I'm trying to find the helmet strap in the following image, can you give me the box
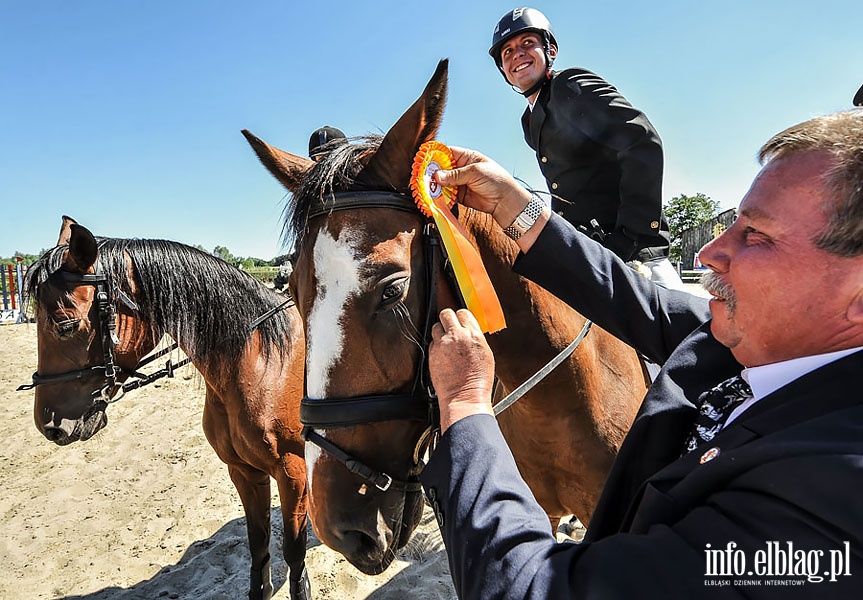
[519,70,550,98]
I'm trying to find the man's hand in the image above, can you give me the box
[429,308,496,433]
[434,147,534,230]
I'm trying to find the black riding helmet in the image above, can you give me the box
[308,126,346,160]
[489,7,557,97]
[854,83,863,107]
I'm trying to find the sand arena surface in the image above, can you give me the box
[0,323,455,600]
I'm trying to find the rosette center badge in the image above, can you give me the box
[410,141,457,217]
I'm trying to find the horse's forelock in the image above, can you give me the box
[23,243,90,312]
[286,135,390,250]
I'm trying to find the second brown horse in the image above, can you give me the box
[24,217,309,600]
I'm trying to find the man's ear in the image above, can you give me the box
[846,286,863,324]
[845,265,863,324]
[548,44,558,59]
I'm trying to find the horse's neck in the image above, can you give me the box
[117,264,193,377]
[114,296,160,372]
[458,209,588,384]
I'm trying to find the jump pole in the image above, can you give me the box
[0,267,7,311]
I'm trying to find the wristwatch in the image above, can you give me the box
[503,194,545,240]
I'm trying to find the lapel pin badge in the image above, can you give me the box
[700,447,721,464]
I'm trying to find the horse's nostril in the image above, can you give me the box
[43,426,67,443]
[342,529,388,558]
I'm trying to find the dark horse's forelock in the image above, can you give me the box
[286,134,399,250]
[25,238,293,368]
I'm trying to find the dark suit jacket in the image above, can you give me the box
[523,68,670,261]
[420,214,863,598]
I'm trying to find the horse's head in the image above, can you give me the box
[243,60,453,573]
[25,217,152,446]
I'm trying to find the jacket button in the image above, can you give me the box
[556,210,564,216]
[700,447,721,464]
[551,182,558,190]
[650,220,660,229]
[541,156,548,163]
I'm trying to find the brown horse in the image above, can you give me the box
[22,217,310,600]
[242,60,647,575]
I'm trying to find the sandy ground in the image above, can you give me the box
[0,323,456,600]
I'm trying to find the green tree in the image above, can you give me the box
[1,250,47,267]
[664,192,721,263]
[212,245,238,265]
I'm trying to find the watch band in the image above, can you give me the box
[503,194,545,240]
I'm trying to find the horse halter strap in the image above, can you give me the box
[23,271,122,393]
[300,191,442,493]
[18,269,191,400]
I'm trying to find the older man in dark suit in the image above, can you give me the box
[420,109,863,598]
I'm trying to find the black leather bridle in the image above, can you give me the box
[299,191,446,493]
[18,269,191,401]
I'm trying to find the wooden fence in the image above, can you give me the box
[679,208,736,271]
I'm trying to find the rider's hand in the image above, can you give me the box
[429,308,495,433]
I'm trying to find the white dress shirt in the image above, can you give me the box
[724,346,863,428]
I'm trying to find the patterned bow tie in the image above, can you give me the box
[682,375,752,455]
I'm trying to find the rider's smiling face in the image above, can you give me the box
[499,32,554,93]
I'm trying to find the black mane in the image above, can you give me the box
[25,238,294,366]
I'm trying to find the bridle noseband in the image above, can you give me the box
[299,191,445,493]
[18,269,191,402]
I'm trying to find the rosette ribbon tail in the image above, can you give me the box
[429,198,506,334]
[410,140,506,334]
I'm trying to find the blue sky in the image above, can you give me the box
[2,1,860,260]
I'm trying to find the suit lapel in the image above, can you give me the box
[624,350,863,532]
[521,85,549,151]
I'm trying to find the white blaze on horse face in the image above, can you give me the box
[304,225,367,492]
[306,225,365,398]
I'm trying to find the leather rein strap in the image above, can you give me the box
[492,319,592,416]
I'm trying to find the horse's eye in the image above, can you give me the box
[381,280,407,305]
[55,319,81,337]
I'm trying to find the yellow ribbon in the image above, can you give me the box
[410,141,506,334]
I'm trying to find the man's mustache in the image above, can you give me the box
[700,271,736,314]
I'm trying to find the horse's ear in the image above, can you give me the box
[356,59,448,189]
[57,215,78,246]
[62,223,98,274]
[242,129,314,193]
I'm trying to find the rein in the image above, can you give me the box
[18,270,192,401]
[492,319,592,415]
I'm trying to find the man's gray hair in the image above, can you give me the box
[758,109,863,257]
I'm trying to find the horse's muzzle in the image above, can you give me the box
[40,405,108,446]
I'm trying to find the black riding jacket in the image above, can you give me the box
[522,67,670,261]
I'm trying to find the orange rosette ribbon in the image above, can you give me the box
[410,141,506,334]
